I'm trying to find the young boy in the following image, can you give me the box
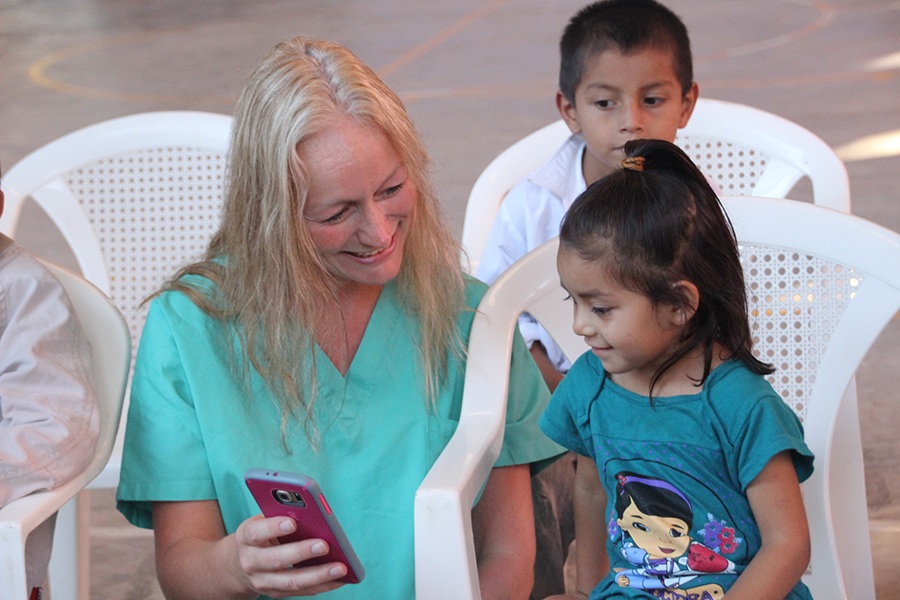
[476,2,699,597]
[478,0,699,388]
[0,165,99,600]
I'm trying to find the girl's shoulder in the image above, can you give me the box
[554,350,607,398]
[705,359,776,395]
[702,359,794,422]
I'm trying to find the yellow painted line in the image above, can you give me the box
[377,0,510,78]
[698,1,837,63]
[22,0,896,108]
[701,67,897,91]
[26,30,232,104]
[26,1,513,104]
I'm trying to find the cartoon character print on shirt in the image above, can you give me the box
[610,472,739,600]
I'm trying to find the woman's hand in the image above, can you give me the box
[230,514,348,597]
[152,500,347,599]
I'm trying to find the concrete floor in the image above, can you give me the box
[1,0,898,598]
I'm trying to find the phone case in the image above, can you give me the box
[244,468,365,584]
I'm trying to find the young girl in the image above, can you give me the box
[540,139,814,600]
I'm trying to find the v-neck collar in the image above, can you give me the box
[315,280,405,381]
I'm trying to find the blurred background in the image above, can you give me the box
[1,0,897,597]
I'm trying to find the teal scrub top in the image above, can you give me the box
[117,276,563,599]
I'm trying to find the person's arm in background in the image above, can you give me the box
[542,454,608,600]
[0,244,99,506]
[473,464,536,600]
[530,342,564,392]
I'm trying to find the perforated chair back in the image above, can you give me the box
[0,111,231,387]
[676,99,850,206]
[723,196,892,600]
[0,111,231,599]
[418,196,896,599]
[460,98,850,274]
[0,261,130,599]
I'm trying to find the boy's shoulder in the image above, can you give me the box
[0,232,22,267]
[0,233,58,285]
[0,234,77,332]
[518,132,583,197]
[500,133,585,219]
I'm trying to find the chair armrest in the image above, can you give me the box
[415,240,569,600]
[0,470,98,596]
[414,294,518,600]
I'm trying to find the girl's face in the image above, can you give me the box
[616,498,691,559]
[557,245,685,394]
[300,114,416,293]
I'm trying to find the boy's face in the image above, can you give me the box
[557,46,698,186]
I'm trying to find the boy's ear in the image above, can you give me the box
[678,82,700,129]
[668,279,700,326]
[0,188,4,218]
[556,90,582,135]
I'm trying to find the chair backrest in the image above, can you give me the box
[460,98,851,274]
[0,110,232,488]
[0,260,130,597]
[417,196,897,599]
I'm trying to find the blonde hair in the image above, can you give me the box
[165,37,465,440]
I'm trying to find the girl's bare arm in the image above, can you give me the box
[722,451,810,599]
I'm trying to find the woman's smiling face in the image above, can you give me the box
[300,114,416,292]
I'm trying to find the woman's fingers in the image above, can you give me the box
[258,562,348,598]
[237,514,292,548]
[245,551,348,598]
[234,515,347,596]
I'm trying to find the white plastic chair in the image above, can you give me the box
[417,196,898,599]
[0,110,231,598]
[0,260,130,599]
[460,98,851,274]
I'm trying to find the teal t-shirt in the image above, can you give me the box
[540,353,814,600]
[117,276,563,599]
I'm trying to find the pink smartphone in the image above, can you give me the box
[244,468,365,584]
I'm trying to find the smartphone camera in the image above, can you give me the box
[273,489,306,508]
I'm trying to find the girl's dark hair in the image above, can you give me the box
[560,138,773,398]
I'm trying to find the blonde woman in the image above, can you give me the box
[116,37,562,599]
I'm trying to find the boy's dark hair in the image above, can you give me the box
[559,139,773,399]
[559,0,693,103]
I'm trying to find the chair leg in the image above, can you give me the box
[48,491,91,600]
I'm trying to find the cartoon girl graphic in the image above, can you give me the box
[612,472,734,598]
